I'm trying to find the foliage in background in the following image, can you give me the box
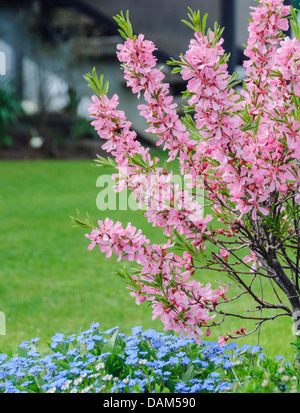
[0,80,21,147]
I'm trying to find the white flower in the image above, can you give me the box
[102,374,113,381]
[95,362,105,371]
[281,375,290,382]
[74,377,83,386]
[81,385,93,393]
[88,373,101,379]
[61,380,72,391]
[46,387,57,393]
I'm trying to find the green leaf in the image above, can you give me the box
[93,155,118,169]
[70,209,95,230]
[104,329,119,354]
[34,376,46,392]
[17,346,29,359]
[182,364,195,383]
[290,6,300,40]
[113,10,135,40]
[56,360,71,370]
[182,8,208,34]
[84,67,109,98]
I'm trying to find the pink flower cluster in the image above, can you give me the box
[175,0,300,222]
[240,0,300,210]
[116,34,194,162]
[244,0,290,108]
[86,219,226,342]
[179,29,244,200]
[276,37,300,96]
[86,218,148,262]
[181,31,242,145]
[88,93,150,170]
[89,76,212,243]
[84,0,300,342]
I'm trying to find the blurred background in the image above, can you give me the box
[0,0,298,357]
[0,0,261,159]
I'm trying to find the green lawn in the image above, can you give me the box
[0,155,296,359]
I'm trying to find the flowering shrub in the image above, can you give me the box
[0,323,298,393]
[72,0,300,347]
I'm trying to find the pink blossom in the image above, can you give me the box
[83,0,300,343]
[219,249,230,262]
[218,335,230,347]
[243,251,260,272]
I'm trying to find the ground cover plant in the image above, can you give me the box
[0,322,299,393]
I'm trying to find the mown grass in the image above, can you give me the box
[0,153,296,359]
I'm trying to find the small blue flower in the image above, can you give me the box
[224,342,238,351]
[222,360,233,369]
[181,356,191,365]
[99,352,111,359]
[49,377,67,389]
[131,326,143,336]
[216,381,233,392]
[285,361,292,367]
[168,356,179,364]
[90,322,100,330]
[125,355,139,365]
[51,351,65,360]
[67,334,76,343]
[51,333,65,343]
[27,349,40,358]
[67,349,80,357]
[15,371,26,378]
[239,344,251,352]
[102,326,119,335]
[251,345,262,354]
[175,382,189,392]
[92,334,103,341]
[19,341,33,350]
[86,341,95,351]
[20,380,34,388]
[69,368,81,375]
[27,365,43,375]
[0,353,8,363]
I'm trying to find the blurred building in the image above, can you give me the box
[1,0,289,144]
